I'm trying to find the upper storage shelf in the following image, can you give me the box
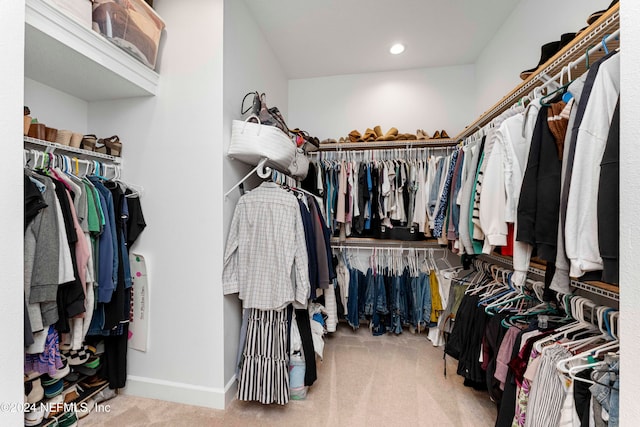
[25,0,159,101]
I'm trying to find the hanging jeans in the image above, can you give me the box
[410,272,432,329]
[347,267,360,329]
[370,272,388,336]
[364,268,375,316]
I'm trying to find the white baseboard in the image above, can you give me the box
[122,375,237,410]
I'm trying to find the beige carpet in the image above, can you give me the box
[81,324,496,426]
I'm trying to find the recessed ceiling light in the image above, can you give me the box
[390,43,405,55]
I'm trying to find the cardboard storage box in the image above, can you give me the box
[45,0,92,29]
[92,0,165,69]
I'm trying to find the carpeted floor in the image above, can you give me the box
[81,324,496,426]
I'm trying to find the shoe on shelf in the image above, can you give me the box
[416,129,429,140]
[94,387,117,404]
[24,405,44,427]
[518,34,574,81]
[348,130,362,142]
[56,410,79,427]
[374,125,383,139]
[362,128,377,141]
[81,135,97,151]
[79,375,108,390]
[43,378,64,399]
[101,135,122,156]
[77,398,95,419]
[587,0,618,25]
[432,130,441,139]
[51,360,71,380]
[380,127,398,141]
[404,133,417,141]
[338,137,346,143]
[62,347,90,366]
[397,133,407,141]
[24,378,44,404]
[440,130,450,139]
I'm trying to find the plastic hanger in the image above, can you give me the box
[541,66,572,106]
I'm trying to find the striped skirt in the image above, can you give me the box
[237,308,290,405]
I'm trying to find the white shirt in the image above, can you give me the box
[223,182,310,310]
[565,54,620,278]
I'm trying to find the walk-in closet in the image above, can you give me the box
[1,0,638,426]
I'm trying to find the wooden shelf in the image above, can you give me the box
[316,139,457,151]
[330,237,444,249]
[25,0,159,101]
[456,3,620,141]
[24,136,122,163]
[482,253,619,301]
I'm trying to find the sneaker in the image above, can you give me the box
[24,406,44,426]
[61,348,90,366]
[51,360,71,380]
[43,378,64,399]
[24,378,44,404]
[77,398,95,419]
[94,387,117,404]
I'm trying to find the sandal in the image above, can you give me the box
[102,135,122,157]
[79,375,108,390]
[81,134,97,151]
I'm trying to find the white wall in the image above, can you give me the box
[24,78,88,134]
[474,0,609,115]
[620,2,640,424]
[222,0,289,400]
[288,65,475,141]
[0,0,26,425]
[88,0,228,409]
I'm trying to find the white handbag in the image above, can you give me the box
[228,117,296,171]
[288,148,310,180]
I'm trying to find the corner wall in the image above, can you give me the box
[288,65,475,140]
[222,0,289,405]
[88,0,228,409]
[474,0,609,115]
[0,0,26,425]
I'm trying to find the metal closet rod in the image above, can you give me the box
[309,146,457,160]
[537,28,620,94]
[482,253,619,302]
[332,245,446,252]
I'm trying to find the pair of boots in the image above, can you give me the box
[349,126,415,142]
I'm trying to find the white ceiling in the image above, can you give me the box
[243,0,521,79]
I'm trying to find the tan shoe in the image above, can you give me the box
[348,130,362,142]
[374,125,383,139]
[397,133,408,140]
[432,130,441,139]
[405,133,417,141]
[382,127,398,141]
[440,130,450,139]
[362,128,377,141]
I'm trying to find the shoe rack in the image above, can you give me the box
[22,1,156,425]
[456,2,620,141]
